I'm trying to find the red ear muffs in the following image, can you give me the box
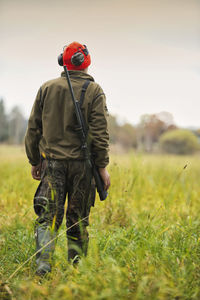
[58,42,91,70]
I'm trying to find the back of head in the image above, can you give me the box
[62,42,91,70]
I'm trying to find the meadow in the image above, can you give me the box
[0,145,200,300]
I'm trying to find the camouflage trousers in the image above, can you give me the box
[34,159,96,261]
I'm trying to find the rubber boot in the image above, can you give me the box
[35,225,56,276]
[67,237,88,265]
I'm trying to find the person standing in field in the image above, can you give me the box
[25,42,110,276]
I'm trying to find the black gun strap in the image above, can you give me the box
[79,80,90,107]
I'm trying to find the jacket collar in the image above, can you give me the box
[61,70,94,82]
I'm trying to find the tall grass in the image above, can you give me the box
[0,146,200,299]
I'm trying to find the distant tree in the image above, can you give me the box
[195,129,200,136]
[117,123,137,149]
[0,98,8,142]
[137,112,176,152]
[107,115,137,150]
[194,129,200,142]
[108,115,137,149]
[159,129,199,155]
[108,115,120,144]
[8,106,27,144]
[156,112,174,127]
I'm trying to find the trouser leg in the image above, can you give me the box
[34,159,67,274]
[66,161,95,263]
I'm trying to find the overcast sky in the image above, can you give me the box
[0,0,200,127]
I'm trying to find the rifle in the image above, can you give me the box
[63,65,108,201]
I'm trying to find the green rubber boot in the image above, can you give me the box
[35,225,56,276]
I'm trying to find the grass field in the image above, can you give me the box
[0,145,200,300]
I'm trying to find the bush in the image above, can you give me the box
[159,129,199,154]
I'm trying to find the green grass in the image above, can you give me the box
[0,146,200,299]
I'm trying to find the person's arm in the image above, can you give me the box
[25,88,43,177]
[88,88,110,189]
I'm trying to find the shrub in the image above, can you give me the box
[159,129,199,154]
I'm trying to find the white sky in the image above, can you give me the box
[0,0,200,127]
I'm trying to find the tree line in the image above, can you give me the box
[0,98,199,154]
[108,112,200,154]
[0,98,27,144]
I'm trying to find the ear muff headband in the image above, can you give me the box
[82,45,89,56]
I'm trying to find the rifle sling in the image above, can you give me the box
[79,80,90,107]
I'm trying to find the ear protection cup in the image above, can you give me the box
[58,53,63,66]
[71,51,85,66]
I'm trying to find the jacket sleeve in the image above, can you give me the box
[88,88,109,168]
[25,88,43,166]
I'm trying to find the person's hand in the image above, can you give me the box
[31,163,42,180]
[99,167,110,190]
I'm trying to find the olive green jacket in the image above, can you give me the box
[25,70,109,168]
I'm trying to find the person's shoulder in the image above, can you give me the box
[41,76,63,90]
[89,79,104,96]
